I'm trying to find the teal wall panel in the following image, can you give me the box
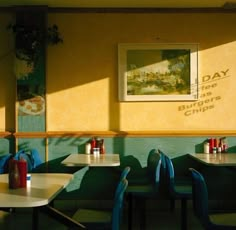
[0,137,13,155]
[17,138,46,162]
[18,116,46,132]
[1,135,234,204]
[45,136,236,203]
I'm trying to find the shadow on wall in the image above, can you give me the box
[227,145,236,153]
[32,154,82,174]
[195,140,208,153]
[56,155,146,200]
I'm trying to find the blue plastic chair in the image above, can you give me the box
[190,168,236,230]
[127,149,161,195]
[126,149,162,229]
[159,150,192,230]
[71,167,130,230]
[14,149,42,172]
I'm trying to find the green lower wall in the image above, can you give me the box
[1,136,236,205]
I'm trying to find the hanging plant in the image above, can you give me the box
[7,23,63,67]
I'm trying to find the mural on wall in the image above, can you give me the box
[7,8,63,132]
[17,65,46,116]
[11,9,47,132]
[118,43,198,101]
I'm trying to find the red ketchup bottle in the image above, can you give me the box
[100,139,105,154]
[18,158,27,188]
[8,158,20,189]
[209,138,214,154]
[90,137,96,154]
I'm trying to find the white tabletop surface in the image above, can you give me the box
[189,153,236,166]
[0,173,73,208]
[61,153,120,167]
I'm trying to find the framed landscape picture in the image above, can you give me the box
[118,43,198,101]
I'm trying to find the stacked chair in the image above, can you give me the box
[189,168,236,230]
[126,149,162,229]
[158,149,192,230]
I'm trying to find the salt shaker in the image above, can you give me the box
[85,142,91,154]
[204,142,210,154]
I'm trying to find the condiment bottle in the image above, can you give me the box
[85,141,91,154]
[220,137,228,153]
[8,158,20,189]
[209,138,214,153]
[90,137,96,154]
[204,142,210,154]
[100,139,105,154]
[18,157,27,188]
[213,147,217,154]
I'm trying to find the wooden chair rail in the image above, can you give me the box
[1,130,235,138]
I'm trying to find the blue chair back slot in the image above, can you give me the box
[0,153,12,174]
[147,149,162,191]
[112,178,128,230]
[189,168,211,226]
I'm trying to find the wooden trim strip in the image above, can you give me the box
[1,7,236,13]
[14,132,47,138]
[10,130,236,138]
[48,7,236,14]
[0,131,13,138]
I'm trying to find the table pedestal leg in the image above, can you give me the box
[32,207,39,230]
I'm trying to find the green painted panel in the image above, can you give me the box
[0,138,13,155]
[48,136,236,201]
[17,138,46,162]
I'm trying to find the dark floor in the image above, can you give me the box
[0,200,203,230]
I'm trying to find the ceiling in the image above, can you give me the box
[0,0,236,8]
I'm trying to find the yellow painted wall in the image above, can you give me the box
[1,12,236,132]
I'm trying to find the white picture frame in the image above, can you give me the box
[118,43,198,101]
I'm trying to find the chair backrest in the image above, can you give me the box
[147,149,162,191]
[189,168,210,226]
[112,178,128,230]
[0,149,42,174]
[14,149,42,172]
[115,166,130,199]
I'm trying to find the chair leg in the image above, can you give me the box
[181,199,187,230]
[139,198,146,230]
[32,207,39,230]
[170,198,175,212]
[128,193,133,230]
[128,196,146,230]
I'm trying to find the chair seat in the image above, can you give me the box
[210,212,236,226]
[128,175,151,185]
[126,184,157,198]
[173,184,192,198]
[115,166,149,185]
[73,208,111,224]
[71,171,129,230]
